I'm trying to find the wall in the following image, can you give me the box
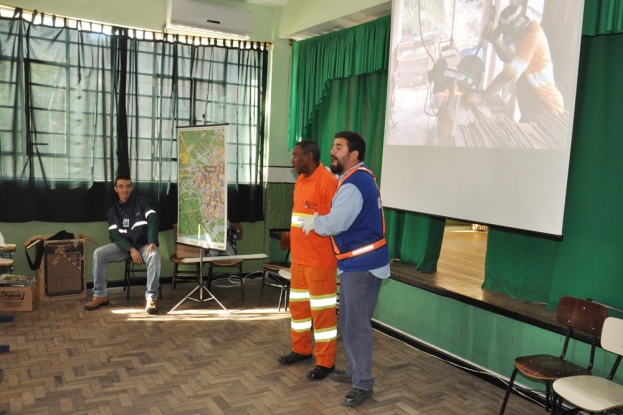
[1,220,266,281]
[374,279,623,390]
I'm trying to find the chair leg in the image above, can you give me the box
[551,394,563,415]
[545,382,552,412]
[278,277,285,311]
[170,263,178,300]
[126,263,132,301]
[279,280,290,312]
[237,263,244,301]
[207,264,213,290]
[259,269,267,306]
[124,261,130,292]
[499,368,519,415]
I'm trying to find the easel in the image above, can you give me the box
[169,247,229,313]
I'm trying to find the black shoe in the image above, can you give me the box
[306,365,335,380]
[341,388,373,407]
[331,370,352,384]
[278,351,313,365]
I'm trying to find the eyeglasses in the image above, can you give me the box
[116,184,133,190]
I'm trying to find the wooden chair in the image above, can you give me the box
[123,259,161,301]
[0,244,16,274]
[206,259,244,301]
[169,255,200,299]
[498,296,609,415]
[552,316,623,415]
[259,231,291,310]
[206,223,245,301]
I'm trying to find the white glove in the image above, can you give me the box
[298,212,318,236]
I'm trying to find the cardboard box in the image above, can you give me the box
[173,224,202,259]
[24,234,97,302]
[0,281,38,311]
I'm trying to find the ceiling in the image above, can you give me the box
[244,0,392,40]
[287,2,391,40]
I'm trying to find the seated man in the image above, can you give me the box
[84,174,161,314]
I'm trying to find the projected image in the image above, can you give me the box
[385,0,583,149]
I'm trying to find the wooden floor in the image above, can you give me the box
[391,226,560,330]
[0,266,543,414]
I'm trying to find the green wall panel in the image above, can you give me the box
[373,279,623,390]
[0,219,265,282]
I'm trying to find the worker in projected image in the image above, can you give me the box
[278,140,339,381]
[299,131,390,408]
[468,4,564,121]
[84,174,161,314]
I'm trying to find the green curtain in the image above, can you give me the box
[306,73,387,177]
[305,70,444,271]
[288,16,390,152]
[582,0,623,36]
[485,32,623,310]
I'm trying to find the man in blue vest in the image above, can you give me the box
[299,131,390,407]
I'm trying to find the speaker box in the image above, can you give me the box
[24,233,96,303]
[43,240,85,300]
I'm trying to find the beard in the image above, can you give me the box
[330,156,344,175]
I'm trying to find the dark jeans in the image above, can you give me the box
[339,270,382,391]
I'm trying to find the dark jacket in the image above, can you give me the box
[107,195,159,252]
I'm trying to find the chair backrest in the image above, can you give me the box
[280,232,291,262]
[231,223,243,241]
[280,232,290,251]
[601,317,623,355]
[556,296,608,336]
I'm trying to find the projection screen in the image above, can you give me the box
[380,0,585,236]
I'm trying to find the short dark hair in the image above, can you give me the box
[334,131,366,162]
[115,174,131,186]
[295,139,321,163]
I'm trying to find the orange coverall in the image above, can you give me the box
[289,162,338,368]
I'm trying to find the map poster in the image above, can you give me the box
[177,124,227,251]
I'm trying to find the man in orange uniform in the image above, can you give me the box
[278,139,338,380]
[473,4,564,121]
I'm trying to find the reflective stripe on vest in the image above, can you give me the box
[332,237,387,260]
[331,166,387,260]
[291,212,313,227]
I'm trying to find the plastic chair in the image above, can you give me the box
[552,316,623,415]
[276,268,292,311]
[259,231,291,310]
[498,296,609,414]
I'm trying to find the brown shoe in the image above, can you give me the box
[146,299,157,314]
[84,296,109,311]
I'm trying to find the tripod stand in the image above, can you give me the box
[169,248,229,313]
